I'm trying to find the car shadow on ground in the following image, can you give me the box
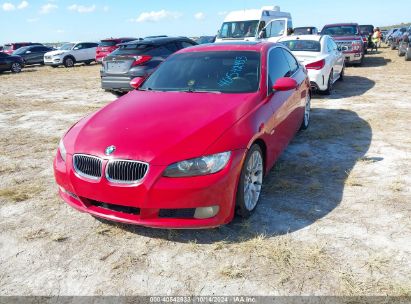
[317,76,375,99]
[106,108,372,244]
[362,55,391,68]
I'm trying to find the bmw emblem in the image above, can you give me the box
[105,145,116,156]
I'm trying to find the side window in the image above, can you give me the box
[30,47,42,52]
[84,43,97,49]
[265,22,272,37]
[73,44,83,50]
[268,48,292,93]
[282,49,299,74]
[180,41,196,48]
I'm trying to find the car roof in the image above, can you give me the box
[177,41,277,54]
[323,23,359,27]
[279,35,323,42]
[119,36,193,46]
[101,37,137,41]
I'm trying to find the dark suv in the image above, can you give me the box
[101,37,197,96]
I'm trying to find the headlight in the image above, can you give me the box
[59,139,67,162]
[52,52,64,56]
[163,152,231,177]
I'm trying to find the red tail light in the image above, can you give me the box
[131,55,152,66]
[305,59,325,70]
[362,37,367,43]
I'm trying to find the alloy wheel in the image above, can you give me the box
[243,150,263,211]
[11,63,21,73]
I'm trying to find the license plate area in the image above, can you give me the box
[107,61,127,73]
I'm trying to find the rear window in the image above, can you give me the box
[110,43,154,56]
[99,40,118,47]
[4,44,12,51]
[293,28,316,35]
[281,40,321,52]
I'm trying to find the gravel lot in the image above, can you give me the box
[0,47,410,296]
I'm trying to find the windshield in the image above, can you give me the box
[59,43,75,50]
[13,46,30,55]
[322,25,358,36]
[99,40,118,47]
[141,51,260,93]
[281,40,321,52]
[218,20,259,39]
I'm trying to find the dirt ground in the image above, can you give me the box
[0,47,410,296]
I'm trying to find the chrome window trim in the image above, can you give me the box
[72,154,103,181]
[105,159,149,185]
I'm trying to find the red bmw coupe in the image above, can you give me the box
[54,42,311,229]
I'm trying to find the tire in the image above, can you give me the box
[51,65,58,68]
[84,60,93,65]
[321,70,333,95]
[63,56,75,68]
[300,93,311,130]
[405,48,411,61]
[338,65,345,81]
[236,144,264,218]
[391,44,396,50]
[11,62,22,73]
[398,44,406,56]
[110,91,127,97]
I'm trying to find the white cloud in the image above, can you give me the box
[68,4,96,13]
[56,29,64,33]
[103,5,109,12]
[194,12,205,20]
[27,17,38,22]
[17,0,28,9]
[134,9,182,23]
[2,2,16,11]
[40,3,57,14]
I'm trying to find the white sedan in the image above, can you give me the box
[279,35,345,95]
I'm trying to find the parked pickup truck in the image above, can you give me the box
[321,23,364,66]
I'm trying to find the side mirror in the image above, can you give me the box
[258,29,266,39]
[130,77,145,89]
[272,77,298,92]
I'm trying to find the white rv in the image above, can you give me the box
[215,6,292,43]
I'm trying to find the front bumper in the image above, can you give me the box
[44,56,63,66]
[54,150,246,228]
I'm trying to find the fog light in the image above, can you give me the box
[194,206,219,219]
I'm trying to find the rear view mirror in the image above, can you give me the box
[272,77,298,91]
[130,77,145,89]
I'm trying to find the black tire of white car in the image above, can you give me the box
[236,144,264,218]
[323,71,333,95]
[338,66,345,81]
[300,93,311,130]
[63,57,75,68]
[11,62,22,73]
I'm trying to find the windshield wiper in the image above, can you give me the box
[181,88,221,94]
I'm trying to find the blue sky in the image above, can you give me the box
[0,0,410,44]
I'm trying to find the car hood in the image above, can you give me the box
[45,49,69,56]
[330,35,362,41]
[65,90,259,165]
